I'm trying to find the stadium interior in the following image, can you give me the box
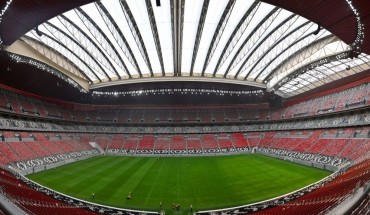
[0,0,369,214]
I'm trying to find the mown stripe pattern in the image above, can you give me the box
[28,155,330,214]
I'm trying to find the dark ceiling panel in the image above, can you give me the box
[0,0,94,45]
[262,0,370,53]
[262,0,355,44]
[1,0,368,54]
[0,0,368,105]
[354,0,370,54]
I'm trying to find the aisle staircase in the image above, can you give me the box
[89,142,105,155]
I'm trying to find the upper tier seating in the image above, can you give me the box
[97,111,116,122]
[72,110,87,122]
[143,111,157,123]
[130,112,143,123]
[172,110,185,121]
[198,111,212,123]
[0,91,10,111]
[58,108,74,120]
[5,94,22,113]
[18,98,38,115]
[185,111,199,122]
[348,84,368,105]
[0,82,367,124]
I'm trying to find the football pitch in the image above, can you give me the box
[27,154,330,214]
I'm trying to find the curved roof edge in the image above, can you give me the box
[90,76,266,90]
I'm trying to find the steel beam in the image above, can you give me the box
[213,1,260,76]
[201,0,236,76]
[119,0,154,76]
[250,20,311,81]
[223,7,280,78]
[145,0,165,76]
[58,15,117,80]
[264,35,339,84]
[75,8,131,78]
[95,2,141,77]
[189,0,210,76]
[235,14,298,79]
[44,22,105,82]
[272,51,351,91]
[24,34,93,82]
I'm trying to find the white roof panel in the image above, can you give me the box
[20,0,369,96]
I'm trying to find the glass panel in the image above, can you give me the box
[217,3,275,75]
[192,0,228,75]
[181,0,204,74]
[204,0,254,75]
[221,3,275,77]
[126,0,162,75]
[103,0,151,76]
[152,0,174,75]
[21,0,370,96]
[81,3,139,76]
[258,30,331,81]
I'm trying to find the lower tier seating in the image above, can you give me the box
[350,194,370,215]
[1,154,369,215]
[0,126,368,215]
[0,127,369,167]
[249,159,370,215]
[0,167,108,215]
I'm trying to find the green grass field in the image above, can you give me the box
[27,154,330,214]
